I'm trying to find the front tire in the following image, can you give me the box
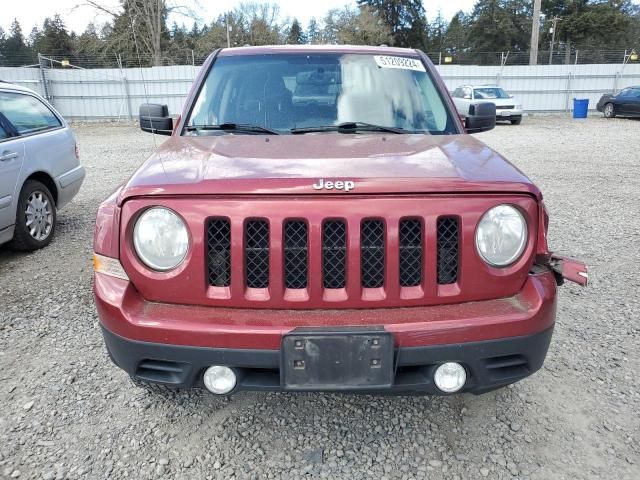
[603,103,615,118]
[9,180,56,251]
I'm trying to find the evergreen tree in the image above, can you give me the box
[443,11,470,55]
[307,18,320,44]
[466,0,529,53]
[32,15,75,58]
[357,0,427,47]
[286,18,306,44]
[1,19,34,64]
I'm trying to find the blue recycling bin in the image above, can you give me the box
[573,98,589,119]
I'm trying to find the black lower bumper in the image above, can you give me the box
[101,326,554,395]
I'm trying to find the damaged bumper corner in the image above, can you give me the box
[549,254,588,287]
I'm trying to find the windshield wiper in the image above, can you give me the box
[291,122,410,135]
[185,123,280,135]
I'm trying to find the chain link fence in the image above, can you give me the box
[1,52,639,120]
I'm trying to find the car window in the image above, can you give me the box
[187,53,457,135]
[0,92,61,135]
[0,123,7,140]
[474,87,509,99]
[452,88,462,98]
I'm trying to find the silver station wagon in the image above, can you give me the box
[0,81,85,251]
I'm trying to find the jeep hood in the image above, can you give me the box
[119,134,540,201]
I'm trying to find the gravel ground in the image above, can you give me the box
[1,116,638,480]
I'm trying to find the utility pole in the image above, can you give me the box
[529,0,542,65]
[226,13,231,48]
[548,17,561,65]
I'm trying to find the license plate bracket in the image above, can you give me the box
[281,328,394,390]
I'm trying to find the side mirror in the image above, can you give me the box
[465,102,496,134]
[139,103,173,136]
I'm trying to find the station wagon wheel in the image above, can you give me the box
[26,190,54,240]
[603,103,615,118]
[9,180,57,251]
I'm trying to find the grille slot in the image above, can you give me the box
[322,221,347,288]
[361,220,385,288]
[206,219,231,287]
[284,221,308,289]
[437,217,459,284]
[399,219,422,287]
[245,220,270,288]
[485,354,529,381]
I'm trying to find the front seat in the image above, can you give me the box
[263,75,293,130]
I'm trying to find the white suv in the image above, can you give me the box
[0,82,85,250]
[452,85,523,125]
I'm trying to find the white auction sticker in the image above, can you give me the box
[374,55,426,72]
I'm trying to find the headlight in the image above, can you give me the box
[475,205,527,267]
[133,207,189,271]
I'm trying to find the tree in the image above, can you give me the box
[444,11,470,55]
[427,12,448,52]
[0,19,33,64]
[542,0,638,54]
[242,3,284,46]
[466,0,531,54]
[307,17,321,44]
[196,3,284,55]
[31,15,75,58]
[286,18,306,44]
[86,0,199,65]
[357,0,427,47]
[323,6,392,46]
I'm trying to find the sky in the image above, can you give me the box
[0,0,478,35]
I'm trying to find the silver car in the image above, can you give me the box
[452,85,523,125]
[0,81,85,250]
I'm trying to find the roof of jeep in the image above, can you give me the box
[217,44,421,57]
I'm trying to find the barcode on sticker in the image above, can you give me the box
[374,56,426,72]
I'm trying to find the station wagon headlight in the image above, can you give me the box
[133,207,189,271]
[475,205,527,267]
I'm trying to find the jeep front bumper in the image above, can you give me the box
[95,270,557,394]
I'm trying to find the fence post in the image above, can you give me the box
[37,53,50,101]
[117,54,134,121]
[564,72,573,113]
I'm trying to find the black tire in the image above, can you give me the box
[510,118,522,125]
[603,103,616,118]
[9,180,57,251]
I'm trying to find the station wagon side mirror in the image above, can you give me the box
[465,102,496,134]
[139,103,173,136]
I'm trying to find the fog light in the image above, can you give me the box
[203,366,236,394]
[434,362,466,393]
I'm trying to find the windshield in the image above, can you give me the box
[473,87,510,100]
[185,53,457,135]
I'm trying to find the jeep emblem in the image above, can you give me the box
[312,179,355,192]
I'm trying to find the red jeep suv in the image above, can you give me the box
[93,46,586,396]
